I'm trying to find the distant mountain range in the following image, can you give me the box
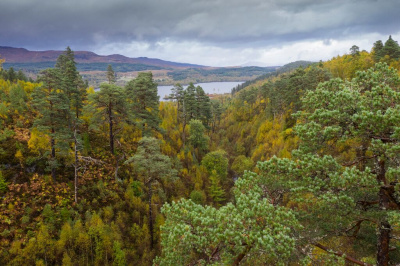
[0,46,204,69]
[0,46,280,86]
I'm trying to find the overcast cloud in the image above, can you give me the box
[1,0,400,66]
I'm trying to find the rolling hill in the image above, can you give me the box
[0,46,279,86]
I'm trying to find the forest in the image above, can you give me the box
[0,36,400,266]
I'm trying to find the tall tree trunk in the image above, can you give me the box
[108,103,114,154]
[147,181,154,249]
[377,220,390,266]
[50,128,56,182]
[74,128,79,204]
[377,159,391,266]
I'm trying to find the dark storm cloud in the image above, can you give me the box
[1,0,400,50]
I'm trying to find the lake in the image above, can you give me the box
[158,81,244,100]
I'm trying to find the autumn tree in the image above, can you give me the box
[125,137,177,249]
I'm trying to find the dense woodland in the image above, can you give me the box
[0,36,400,265]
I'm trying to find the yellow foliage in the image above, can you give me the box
[323,51,375,80]
[86,86,95,94]
[0,102,8,119]
[15,150,24,164]
[28,128,49,155]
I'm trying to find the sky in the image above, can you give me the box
[1,0,400,67]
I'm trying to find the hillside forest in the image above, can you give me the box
[0,36,400,265]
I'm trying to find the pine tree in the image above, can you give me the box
[156,170,299,265]
[56,47,86,119]
[210,100,223,132]
[125,72,160,136]
[188,119,209,161]
[125,137,177,249]
[184,83,197,120]
[383,35,400,60]
[208,170,225,206]
[169,83,184,124]
[260,63,400,265]
[88,83,129,155]
[32,68,71,181]
[195,85,212,127]
[373,40,384,62]
[55,47,87,201]
[7,67,16,82]
[106,64,116,84]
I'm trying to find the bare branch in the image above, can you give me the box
[345,219,377,237]
[313,243,372,266]
[78,156,105,165]
[342,155,377,166]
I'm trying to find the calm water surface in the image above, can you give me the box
[158,81,244,100]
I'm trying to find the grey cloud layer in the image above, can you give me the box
[1,0,400,50]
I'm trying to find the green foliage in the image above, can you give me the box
[125,137,177,184]
[125,137,177,249]
[201,150,228,180]
[167,66,277,82]
[156,170,300,265]
[87,83,130,154]
[383,35,400,60]
[125,72,160,136]
[350,45,360,56]
[373,40,384,61]
[32,68,71,178]
[208,170,226,205]
[113,241,126,266]
[3,37,400,266]
[188,119,209,159]
[232,61,313,94]
[0,171,7,193]
[231,155,254,176]
[268,63,400,264]
[107,64,116,84]
[189,190,206,205]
